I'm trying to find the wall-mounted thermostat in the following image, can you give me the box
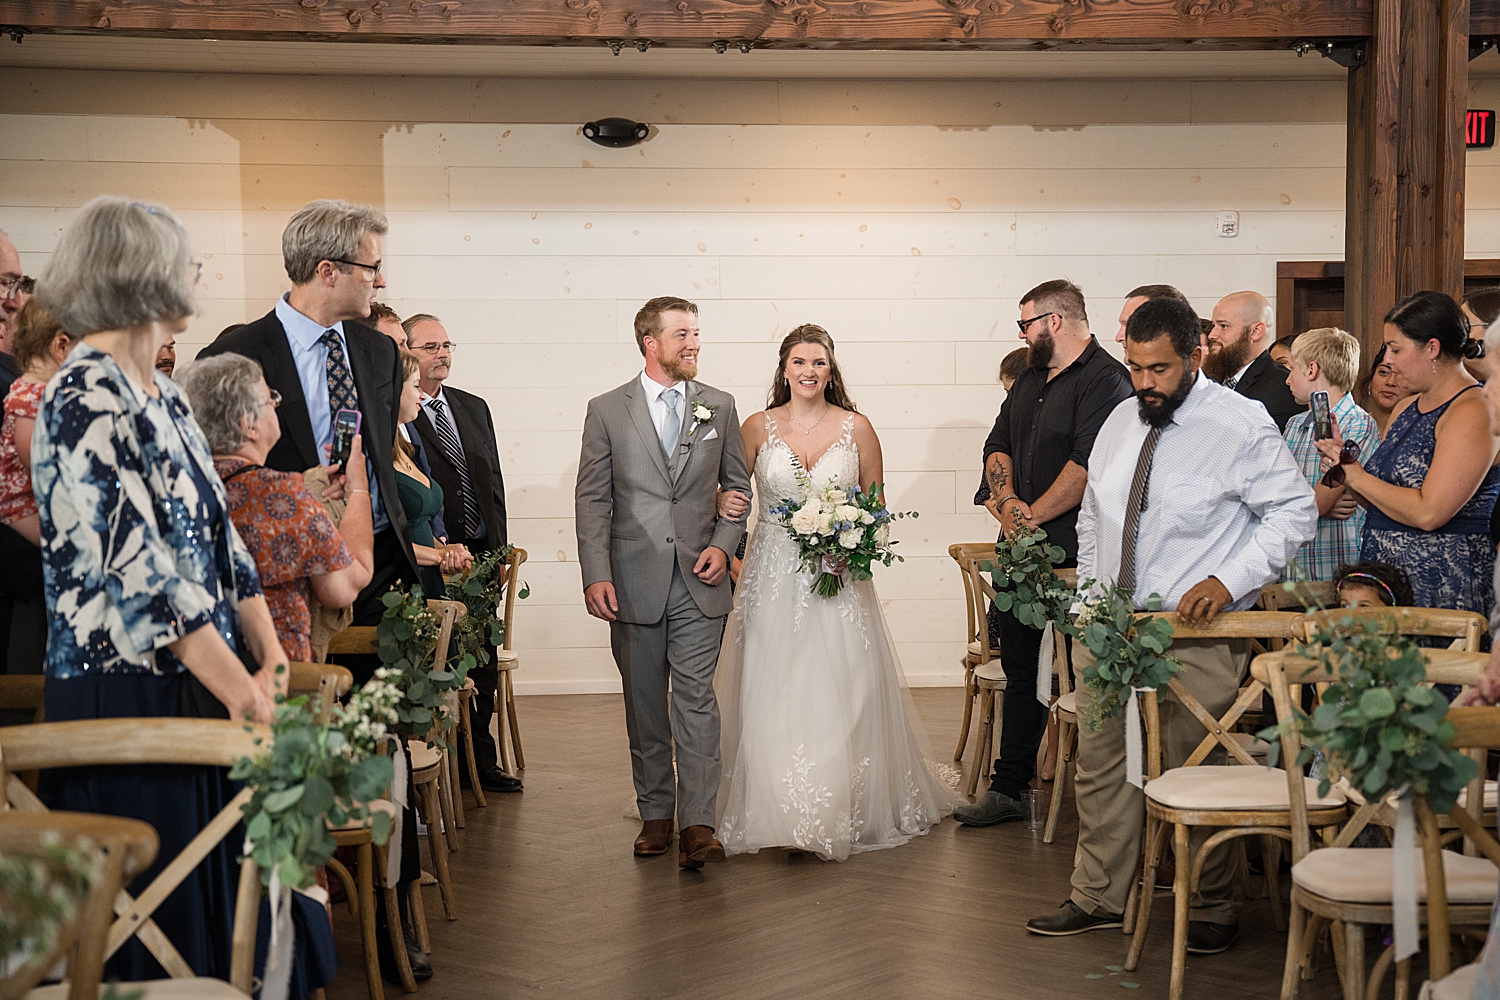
[1215,211,1239,238]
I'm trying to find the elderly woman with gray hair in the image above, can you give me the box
[31,195,334,992]
[180,352,374,664]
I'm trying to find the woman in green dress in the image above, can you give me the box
[392,350,473,595]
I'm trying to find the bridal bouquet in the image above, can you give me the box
[769,467,916,598]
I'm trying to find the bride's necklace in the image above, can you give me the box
[789,405,829,436]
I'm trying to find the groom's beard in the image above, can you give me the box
[662,355,698,382]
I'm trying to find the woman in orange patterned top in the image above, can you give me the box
[181,352,374,663]
[0,300,77,545]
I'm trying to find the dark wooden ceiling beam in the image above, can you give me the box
[0,0,1374,48]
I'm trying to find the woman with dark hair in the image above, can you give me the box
[1462,286,1500,383]
[713,324,959,861]
[1356,343,1414,439]
[1318,290,1500,622]
[391,349,472,595]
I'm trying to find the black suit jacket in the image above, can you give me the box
[1234,350,1306,433]
[411,384,508,550]
[199,309,420,579]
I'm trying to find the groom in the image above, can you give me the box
[575,296,752,870]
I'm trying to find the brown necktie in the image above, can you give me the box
[1116,425,1164,599]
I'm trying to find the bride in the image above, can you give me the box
[714,325,960,861]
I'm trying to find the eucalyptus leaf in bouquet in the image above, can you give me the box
[981,520,1074,631]
[1071,580,1181,730]
[769,466,916,597]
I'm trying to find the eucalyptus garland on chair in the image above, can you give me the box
[982,516,1074,631]
[376,583,477,741]
[0,832,103,981]
[445,544,529,670]
[1070,580,1181,731]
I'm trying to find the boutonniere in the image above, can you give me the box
[691,401,717,428]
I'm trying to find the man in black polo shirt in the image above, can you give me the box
[955,279,1134,827]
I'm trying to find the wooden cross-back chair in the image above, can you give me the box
[0,718,267,999]
[1121,610,1326,1000]
[948,542,1003,764]
[1259,580,1341,612]
[490,545,529,774]
[0,676,44,726]
[0,810,159,1000]
[287,661,353,724]
[1300,606,1486,653]
[1255,649,1493,1000]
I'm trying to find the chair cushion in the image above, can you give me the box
[1056,691,1077,717]
[1144,765,1346,810]
[407,740,443,772]
[1293,847,1500,904]
[974,661,1007,686]
[495,650,520,669]
[1229,731,1270,758]
[30,979,249,998]
[1419,963,1480,1000]
[967,641,1002,659]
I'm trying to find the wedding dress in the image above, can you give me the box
[715,413,960,861]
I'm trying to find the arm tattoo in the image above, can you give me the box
[985,455,1008,498]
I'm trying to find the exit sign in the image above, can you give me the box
[1469,110,1496,149]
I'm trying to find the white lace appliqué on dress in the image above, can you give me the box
[714,414,961,862]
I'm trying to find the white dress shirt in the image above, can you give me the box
[639,370,687,446]
[1077,371,1317,612]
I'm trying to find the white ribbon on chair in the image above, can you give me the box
[1393,793,1419,962]
[262,869,295,1000]
[383,737,409,889]
[1126,686,1154,789]
[1037,620,1055,707]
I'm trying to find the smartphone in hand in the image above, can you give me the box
[330,408,362,471]
[1311,390,1333,440]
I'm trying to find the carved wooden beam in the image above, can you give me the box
[0,0,1374,49]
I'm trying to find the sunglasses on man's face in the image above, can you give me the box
[1320,440,1362,488]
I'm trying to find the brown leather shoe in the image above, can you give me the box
[634,819,673,857]
[678,825,726,870]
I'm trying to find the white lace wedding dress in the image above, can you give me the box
[715,413,960,861]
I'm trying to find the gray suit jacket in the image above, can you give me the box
[575,377,752,624]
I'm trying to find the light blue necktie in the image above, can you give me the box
[659,388,681,460]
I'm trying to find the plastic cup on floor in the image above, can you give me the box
[1026,789,1046,831]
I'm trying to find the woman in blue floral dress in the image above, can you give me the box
[32,196,331,991]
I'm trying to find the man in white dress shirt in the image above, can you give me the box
[1026,297,1316,954]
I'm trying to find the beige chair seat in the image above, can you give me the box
[328,797,399,832]
[31,980,247,998]
[1229,731,1270,758]
[1056,691,1077,716]
[408,740,443,772]
[1293,847,1500,904]
[1145,765,1346,811]
[495,649,520,668]
[1418,962,1481,1000]
[974,661,1007,686]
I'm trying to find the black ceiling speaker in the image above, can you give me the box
[582,118,651,148]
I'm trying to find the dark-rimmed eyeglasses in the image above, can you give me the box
[411,341,457,354]
[1017,312,1057,334]
[1320,440,1362,488]
[0,275,28,300]
[330,258,382,278]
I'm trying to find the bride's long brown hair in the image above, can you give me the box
[766,324,858,413]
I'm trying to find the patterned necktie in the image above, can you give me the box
[1116,425,1164,600]
[427,397,481,541]
[658,388,681,463]
[321,330,359,416]
[1224,375,1239,392]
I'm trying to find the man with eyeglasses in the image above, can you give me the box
[954,279,1133,830]
[0,232,25,399]
[402,312,519,794]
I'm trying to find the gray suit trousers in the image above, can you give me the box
[610,561,725,830]
[1069,638,1248,926]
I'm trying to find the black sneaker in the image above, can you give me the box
[1026,900,1125,936]
[952,789,1026,827]
[1186,921,1239,955]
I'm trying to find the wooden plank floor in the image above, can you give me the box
[326,689,1347,1000]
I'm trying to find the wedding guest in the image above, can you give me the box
[1317,291,1500,624]
[0,301,76,676]
[404,312,520,793]
[180,352,375,664]
[1462,287,1500,383]
[974,347,1035,524]
[31,197,339,990]
[199,200,418,630]
[1457,311,1500,706]
[154,330,176,377]
[391,349,472,598]
[366,303,452,542]
[1280,328,1377,582]
[1355,343,1413,439]
[1270,333,1299,369]
[955,280,1133,828]
[1334,561,1413,608]
[1114,283,1191,346]
[1026,297,1315,951]
[0,233,23,398]
[368,300,403,341]
[1207,290,1305,431]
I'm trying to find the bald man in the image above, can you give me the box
[1207,290,1305,432]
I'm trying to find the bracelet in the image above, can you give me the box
[348,488,370,496]
[996,493,1021,507]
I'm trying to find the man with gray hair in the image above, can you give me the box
[201,199,418,630]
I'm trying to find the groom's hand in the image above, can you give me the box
[584,581,619,622]
[693,546,728,587]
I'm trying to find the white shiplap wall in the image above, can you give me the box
[7,68,1500,692]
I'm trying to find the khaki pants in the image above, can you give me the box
[1069,638,1249,926]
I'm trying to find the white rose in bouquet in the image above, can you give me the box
[859,510,875,525]
[875,523,890,547]
[838,527,862,550]
[817,508,836,533]
[790,505,820,535]
[834,504,859,524]
[827,489,847,505]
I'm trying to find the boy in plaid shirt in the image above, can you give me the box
[1281,327,1380,581]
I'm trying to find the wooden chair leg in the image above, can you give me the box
[1168,823,1191,1000]
[1393,957,1411,1000]
[408,879,431,954]
[954,665,976,762]
[1261,834,1286,932]
[436,752,460,852]
[505,670,525,770]
[1127,818,1168,969]
[1282,898,1306,1000]
[966,689,994,797]
[460,696,486,808]
[448,737,466,829]
[494,682,513,774]
[1043,718,1073,845]
[419,778,459,920]
[371,841,416,995]
[352,841,391,1000]
[1344,922,1366,1000]
[1365,943,1396,1000]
